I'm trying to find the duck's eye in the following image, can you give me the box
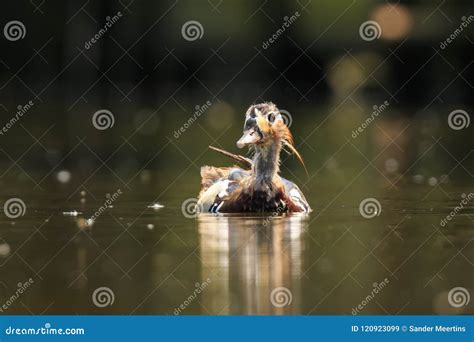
[267,113,275,123]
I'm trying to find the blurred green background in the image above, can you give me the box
[0,0,472,315]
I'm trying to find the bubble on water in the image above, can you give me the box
[0,243,11,257]
[147,224,154,230]
[76,218,88,230]
[63,210,82,216]
[428,177,438,186]
[80,198,86,204]
[384,158,399,173]
[57,170,71,184]
[148,203,164,210]
[80,190,87,197]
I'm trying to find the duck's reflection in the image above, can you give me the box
[198,215,307,315]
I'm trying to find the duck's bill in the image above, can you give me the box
[236,129,261,148]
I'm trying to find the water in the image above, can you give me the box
[0,106,472,315]
[0,175,472,315]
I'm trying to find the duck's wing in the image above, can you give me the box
[199,166,232,197]
[197,165,249,212]
[208,145,253,169]
[281,178,312,213]
[197,177,243,213]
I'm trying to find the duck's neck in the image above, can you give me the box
[253,139,281,189]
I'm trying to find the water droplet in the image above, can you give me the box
[148,203,164,210]
[384,158,399,173]
[0,243,11,257]
[57,170,71,184]
[428,177,438,186]
[63,210,82,216]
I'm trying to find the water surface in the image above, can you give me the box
[1,174,472,315]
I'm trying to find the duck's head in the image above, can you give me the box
[236,102,306,168]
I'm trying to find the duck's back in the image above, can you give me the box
[196,166,311,214]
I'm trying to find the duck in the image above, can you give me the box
[196,102,311,214]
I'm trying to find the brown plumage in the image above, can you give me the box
[196,102,311,214]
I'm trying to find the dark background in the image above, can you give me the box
[0,0,472,184]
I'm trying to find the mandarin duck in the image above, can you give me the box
[196,102,311,214]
